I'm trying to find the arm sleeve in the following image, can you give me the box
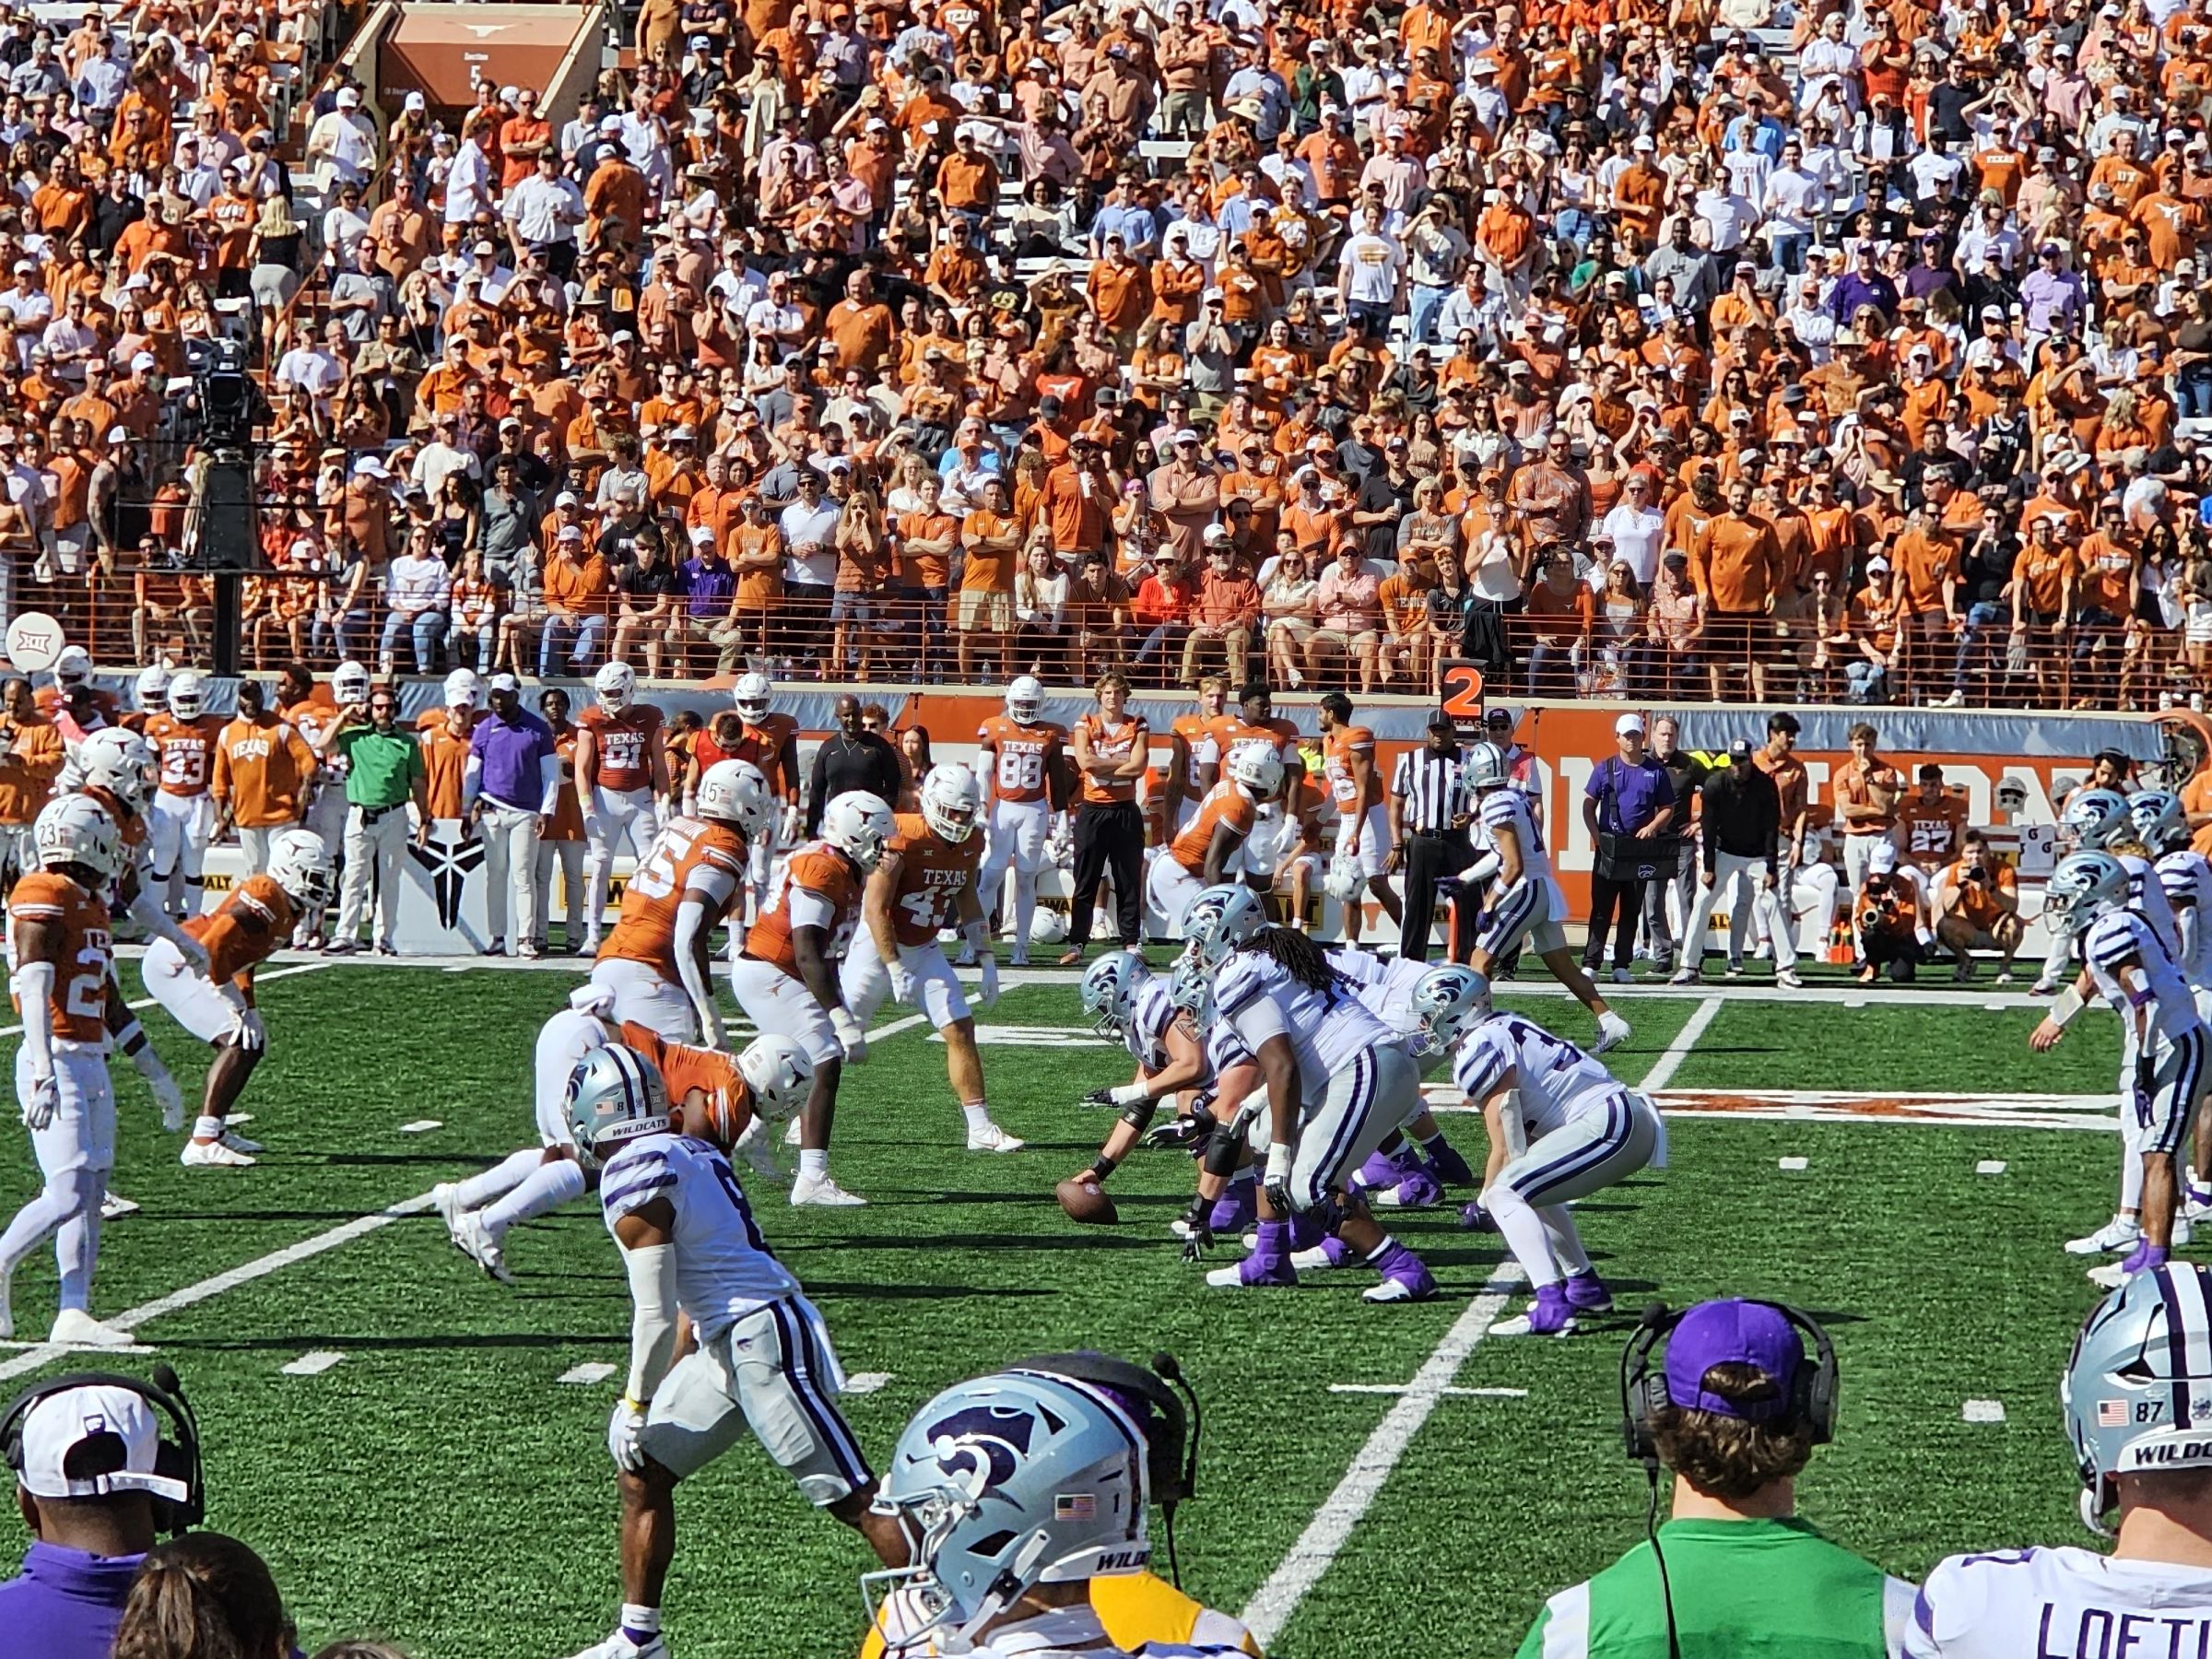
[538,749,559,816]
[13,959,53,1076]
[620,1241,680,1404]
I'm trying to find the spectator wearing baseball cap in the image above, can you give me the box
[1515,1300,1910,1659]
[0,1380,192,1659]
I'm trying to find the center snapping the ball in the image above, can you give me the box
[1055,1176,1118,1225]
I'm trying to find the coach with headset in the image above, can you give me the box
[0,1368,205,1659]
[1516,1299,1912,1659]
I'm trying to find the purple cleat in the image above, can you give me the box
[1285,1209,1331,1253]
[1564,1271,1614,1313]
[1290,1234,1356,1272]
[1378,1168,1442,1209]
[1423,1136,1477,1187]
[1207,1179,1257,1236]
[1361,1241,1439,1302]
[1490,1284,1576,1336]
[1206,1220,1297,1288]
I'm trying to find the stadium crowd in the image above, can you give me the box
[18,0,2212,710]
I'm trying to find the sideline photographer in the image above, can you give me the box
[1516,1299,1912,1659]
[1935,830,2023,984]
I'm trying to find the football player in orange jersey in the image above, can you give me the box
[1165,675,1230,833]
[432,982,813,1283]
[1147,746,1282,933]
[577,661,670,954]
[0,675,65,904]
[143,830,333,1169]
[1316,692,1403,946]
[417,668,483,822]
[209,679,319,875]
[1204,681,1307,907]
[129,663,171,730]
[67,727,211,981]
[841,764,1025,1168]
[589,759,772,1045]
[31,645,119,730]
[0,794,135,1345]
[972,676,1068,966]
[140,669,225,919]
[535,687,590,954]
[733,789,896,1207]
[278,660,356,948]
[698,672,804,922]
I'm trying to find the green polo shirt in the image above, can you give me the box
[1515,1517,1912,1659]
[335,724,426,809]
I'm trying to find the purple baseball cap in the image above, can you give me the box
[1665,1300,1804,1422]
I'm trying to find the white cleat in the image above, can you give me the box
[180,1137,254,1168]
[2088,1261,2135,1290]
[1591,1011,1631,1056]
[580,934,604,957]
[99,1193,139,1220]
[731,1118,781,1183]
[453,1213,514,1284]
[220,1128,263,1154]
[790,1172,867,1206]
[49,1309,134,1347]
[966,1122,1025,1153]
[2065,1215,2142,1256]
[2179,1217,2196,1248]
[568,1633,667,1659]
[1289,1243,1349,1272]
[1488,1308,1579,1338]
[433,1182,467,1241]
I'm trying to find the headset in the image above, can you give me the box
[1,1363,205,1535]
[1012,1350,1202,1587]
[1617,1302,1837,1659]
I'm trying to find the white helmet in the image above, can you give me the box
[1322,852,1364,903]
[2065,1263,2212,1529]
[134,663,171,714]
[165,668,207,721]
[2048,850,2129,935]
[1224,745,1284,799]
[736,1033,814,1124]
[1006,675,1043,724]
[594,660,636,713]
[565,1044,671,1170]
[443,667,482,711]
[333,660,371,703]
[2064,787,2134,851]
[1465,740,1510,792]
[32,793,122,881]
[73,727,155,807]
[2131,789,2189,854]
[696,759,772,840]
[51,644,91,690]
[1078,949,1148,1039]
[820,790,897,872]
[920,762,982,843]
[1182,883,1267,967]
[1408,965,1492,1055]
[266,828,335,910]
[733,671,772,724]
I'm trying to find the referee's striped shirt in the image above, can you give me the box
[1392,746,1465,835]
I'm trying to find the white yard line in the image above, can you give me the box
[1778,1156,1809,1171]
[558,1362,618,1386]
[0,961,329,1041]
[1637,996,1724,1092]
[1239,1260,1525,1652]
[1963,1400,2006,1423]
[1241,992,1724,1649]
[280,1350,346,1376]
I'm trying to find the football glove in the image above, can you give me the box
[1263,1141,1296,1216]
[1142,1112,1216,1155]
[781,803,804,845]
[1458,1200,1496,1233]
[977,954,999,1009]
[607,1398,648,1472]
[830,1006,868,1065]
[888,961,917,1006]
[1177,1195,1213,1262]
[232,1008,265,1052]
[1081,1086,1120,1108]
[20,1070,55,1130]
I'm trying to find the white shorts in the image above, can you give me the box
[640,1293,872,1504]
[1494,1089,1664,1207]
[535,1006,610,1147]
[1289,1043,1419,1210]
[148,791,215,876]
[1335,805,1392,879]
[1271,849,1324,896]
[840,929,971,1030]
[731,954,841,1067]
[1480,874,1570,958]
[142,936,236,1045]
[584,785,655,861]
[589,957,698,1043]
[19,1041,114,1177]
[1147,856,1207,935]
[982,797,1051,877]
[304,785,347,853]
[1232,804,1286,877]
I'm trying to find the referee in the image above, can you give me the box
[1388,714,1469,962]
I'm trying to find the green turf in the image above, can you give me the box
[0,967,2146,1658]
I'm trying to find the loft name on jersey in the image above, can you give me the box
[2033,1600,2212,1659]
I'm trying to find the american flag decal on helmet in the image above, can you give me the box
[1054,1494,1096,1521]
[2099,1399,2131,1428]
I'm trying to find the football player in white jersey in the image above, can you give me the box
[972,676,1066,966]
[1907,1262,2212,1657]
[2033,788,2183,994]
[1461,740,1633,1054]
[1180,886,1439,1303]
[1069,951,1213,1192]
[1322,946,1477,1186]
[566,1044,908,1659]
[2033,851,2209,1288]
[866,1367,1169,1659]
[2132,790,2212,1219]
[1417,967,1665,1335]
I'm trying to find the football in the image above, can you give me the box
[1055,1176,1118,1225]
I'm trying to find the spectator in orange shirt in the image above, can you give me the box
[1182,531,1260,684]
[539,523,610,675]
[1131,548,1197,678]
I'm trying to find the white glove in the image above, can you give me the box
[607,1398,648,1472]
[1264,1139,1296,1214]
[20,1070,55,1130]
[888,960,917,1006]
[830,1006,868,1064]
[782,803,804,844]
[233,1008,266,1052]
[149,1068,184,1133]
[978,953,999,1009]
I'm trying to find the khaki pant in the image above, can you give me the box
[1180,623,1250,685]
[477,801,541,947]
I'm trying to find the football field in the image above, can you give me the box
[0,959,2145,1658]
